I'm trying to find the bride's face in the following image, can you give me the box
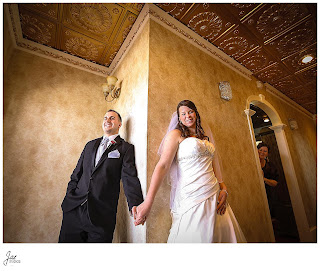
[179,106,197,129]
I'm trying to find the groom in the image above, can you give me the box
[59,109,144,242]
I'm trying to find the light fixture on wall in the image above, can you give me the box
[102,76,121,102]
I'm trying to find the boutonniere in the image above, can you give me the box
[107,140,116,148]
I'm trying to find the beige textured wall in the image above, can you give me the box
[111,21,149,243]
[146,20,316,242]
[3,50,107,242]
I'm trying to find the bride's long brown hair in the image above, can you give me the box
[176,100,208,140]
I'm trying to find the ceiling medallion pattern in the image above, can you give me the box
[298,66,317,81]
[188,12,223,40]
[218,36,249,59]
[157,3,186,18]
[256,4,303,41]
[273,77,298,91]
[65,37,99,60]
[257,64,288,83]
[70,4,113,33]
[276,27,315,57]
[33,3,56,17]
[20,14,53,44]
[231,3,255,9]
[241,56,268,73]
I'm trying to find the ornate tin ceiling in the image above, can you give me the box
[18,3,143,67]
[16,3,317,114]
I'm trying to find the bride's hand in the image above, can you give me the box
[217,190,227,215]
[134,201,152,226]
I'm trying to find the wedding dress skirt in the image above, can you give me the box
[167,138,246,243]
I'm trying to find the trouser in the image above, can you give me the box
[58,202,113,243]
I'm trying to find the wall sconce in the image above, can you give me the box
[219,81,232,101]
[102,76,121,102]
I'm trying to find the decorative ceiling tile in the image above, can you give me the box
[268,19,316,58]
[181,4,238,43]
[62,3,126,43]
[296,65,317,84]
[294,94,317,106]
[60,27,106,62]
[256,63,290,83]
[215,22,261,59]
[19,3,60,21]
[284,85,305,98]
[239,47,276,73]
[19,7,57,48]
[225,3,261,21]
[130,3,144,12]
[302,102,316,114]
[156,3,193,20]
[272,75,302,92]
[254,3,310,42]
[215,25,259,59]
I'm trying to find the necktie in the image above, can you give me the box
[95,137,109,166]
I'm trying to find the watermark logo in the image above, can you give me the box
[3,251,21,266]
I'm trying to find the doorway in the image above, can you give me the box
[250,104,299,242]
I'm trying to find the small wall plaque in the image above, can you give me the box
[219,81,232,101]
[288,118,298,130]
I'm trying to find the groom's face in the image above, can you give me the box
[102,111,122,136]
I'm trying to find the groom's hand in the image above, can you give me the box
[134,203,148,226]
[131,206,137,219]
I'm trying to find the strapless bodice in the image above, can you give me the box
[172,137,219,213]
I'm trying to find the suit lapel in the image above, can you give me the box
[92,135,122,173]
[91,137,103,171]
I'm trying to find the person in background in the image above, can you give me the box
[257,142,279,219]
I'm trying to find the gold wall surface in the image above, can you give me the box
[111,21,150,243]
[3,50,107,242]
[146,20,316,242]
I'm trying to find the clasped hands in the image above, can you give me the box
[132,190,227,226]
[132,201,151,226]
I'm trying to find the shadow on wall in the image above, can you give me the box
[113,116,132,242]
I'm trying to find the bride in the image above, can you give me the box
[133,100,246,243]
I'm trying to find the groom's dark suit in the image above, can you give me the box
[59,135,143,242]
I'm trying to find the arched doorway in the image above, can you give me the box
[251,104,299,242]
[244,94,312,242]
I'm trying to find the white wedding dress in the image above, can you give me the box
[167,137,246,243]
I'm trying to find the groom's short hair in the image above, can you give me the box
[107,109,122,122]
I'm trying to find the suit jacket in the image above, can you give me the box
[61,135,143,231]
